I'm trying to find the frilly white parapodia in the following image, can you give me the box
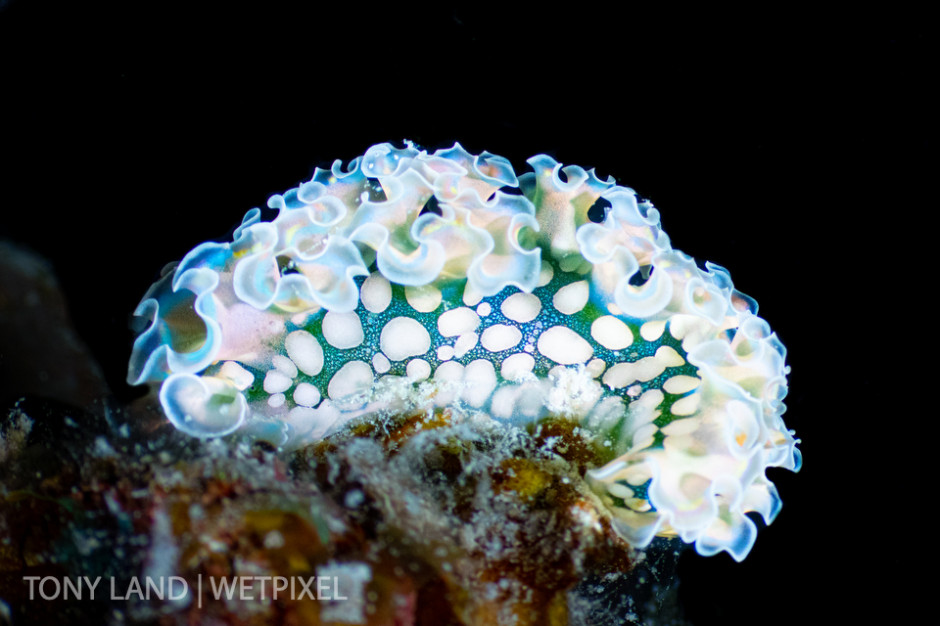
[128,141,800,561]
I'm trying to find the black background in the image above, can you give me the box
[0,3,930,624]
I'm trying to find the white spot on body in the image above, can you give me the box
[285,330,324,376]
[437,307,480,337]
[328,361,374,399]
[380,317,431,361]
[607,482,634,499]
[602,346,684,389]
[662,416,699,435]
[481,324,523,352]
[360,273,392,313]
[434,360,464,382]
[372,353,391,373]
[537,326,594,364]
[553,280,589,315]
[655,346,685,367]
[663,375,702,394]
[463,359,497,407]
[293,382,321,407]
[586,358,606,378]
[453,332,478,358]
[640,320,666,342]
[637,389,664,412]
[501,292,542,323]
[626,498,653,512]
[501,353,535,380]
[437,345,454,361]
[476,302,492,316]
[267,393,286,408]
[591,316,633,350]
[322,311,364,349]
[670,393,701,416]
[406,359,431,381]
[271,355,298,379]
[604,363,653,389]
[631,423,658,450]
[263,370,292,394]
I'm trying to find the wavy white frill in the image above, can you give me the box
[584,312,800,561]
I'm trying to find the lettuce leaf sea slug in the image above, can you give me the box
[128,141,800,561]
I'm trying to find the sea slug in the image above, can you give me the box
[128,141,801,561]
